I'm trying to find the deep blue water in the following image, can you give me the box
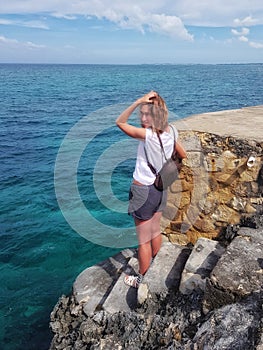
[0,63,262,350]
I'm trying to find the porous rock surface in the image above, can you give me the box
[161,128,263,245]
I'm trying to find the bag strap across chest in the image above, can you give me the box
[144,124,176,175]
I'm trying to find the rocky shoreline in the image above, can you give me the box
[49,214,263,349]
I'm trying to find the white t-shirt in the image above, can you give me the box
[133,125,178,185]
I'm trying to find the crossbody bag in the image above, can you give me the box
[144,125,182,191]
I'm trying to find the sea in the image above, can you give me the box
[0,63,263,350]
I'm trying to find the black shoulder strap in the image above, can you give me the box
[156,132,168,161]
[169,124,177,160]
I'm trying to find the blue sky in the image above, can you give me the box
[0,0,262,64]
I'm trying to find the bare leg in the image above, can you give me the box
[150,211,162,257]
[138,242,152,275]
[135,211,162,275]
[135,217,152,275]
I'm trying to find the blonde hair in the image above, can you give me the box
[140,94,168,133]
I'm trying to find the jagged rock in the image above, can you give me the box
[203,227,263,313]
[102,257,138,313]
[190,291,262,350]
[49,225,263,350]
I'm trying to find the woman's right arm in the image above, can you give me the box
[116,91,157,139]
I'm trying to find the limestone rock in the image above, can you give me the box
[73,249,135,315]
[165,129,262,244]
[192,292,262,350]
[203,228,263,312]
[179,238,225,295]
[49,225,263,350]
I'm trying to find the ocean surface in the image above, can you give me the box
[0,63,263,350]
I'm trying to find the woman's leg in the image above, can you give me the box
[150,211,162,257]
[135,217,152,275]
[135,211,162,275]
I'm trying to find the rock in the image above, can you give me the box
[73,249,135,315]
[203,228,263,313]
[102,257,138,313]
[141,242,190,297]
[137,283,148,305]
[192,291,262,350]
[179,238,225,295]
[164,128,262,244]
[49,224,263,350]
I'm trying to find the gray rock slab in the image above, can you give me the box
[192,292,262,350]
[141,242,190,295]
[102,257,139,313]
[238,227,263,242]
[210,228,263,296]
[179,238,225,294]
[175,105,263,142]
[74,265,113,306]
[73,249,135,315]
[203,227,263,312]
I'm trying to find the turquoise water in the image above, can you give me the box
[0,63,263,349]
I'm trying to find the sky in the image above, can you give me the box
[0,0,262,64]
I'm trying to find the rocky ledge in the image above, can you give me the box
[49,106,263,349]
[49,215,263,349]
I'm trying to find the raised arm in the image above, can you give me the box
[116,91,157,139]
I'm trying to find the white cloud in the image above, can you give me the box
[51,12,76,20]
[231,27,250,36]
[239,35,249,42]
[0,17,49,29]
[233,16,258,27]
[0,19,13,25]
[0,34,46,49]
[249,41,263,48]
[0,0,262,49]
[230,22,262,50]
[168,0,263,26]
[0,1,262,37]
[0,35,18,44]
[24,20,49,29]
[147,14,194,40]
[115,11,194,40]
[0,1,260,18]
[26,41,46,49]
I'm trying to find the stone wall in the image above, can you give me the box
[161,130,263,245]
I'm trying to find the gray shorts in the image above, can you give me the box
[128,183,167,221]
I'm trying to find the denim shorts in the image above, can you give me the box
[128,183,167,221]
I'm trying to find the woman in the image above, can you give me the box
[116,91,187,288]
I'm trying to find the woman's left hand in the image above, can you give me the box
[139,90,158,104]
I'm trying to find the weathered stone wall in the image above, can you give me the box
[161,130,263,245]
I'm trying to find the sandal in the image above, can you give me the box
[124,274,142,288]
